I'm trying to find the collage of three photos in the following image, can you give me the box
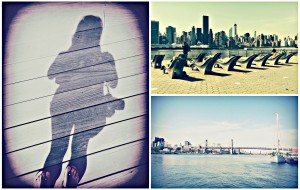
[2,1,299,188]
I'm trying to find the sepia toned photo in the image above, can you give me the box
[151,2,298,94]
[2,2,149,188]
[151,96,298,188]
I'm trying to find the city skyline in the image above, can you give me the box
[151,2,298,41]
[152,96,298,148]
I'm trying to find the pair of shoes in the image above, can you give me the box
[34,171,54,188]
[62,165,80,188]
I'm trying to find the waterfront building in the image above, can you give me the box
[166,26,176,44]
[185,141,191,146]
[188,31,192,45]
[181,31,188,44]
[274,34,278,42]
[162,148,170,153]
[254,31,256,40]
[176,36,181,44]
[209,29,214,47]
[153,137,165,147]
[254,39,260,47]
[244,33,250,43]
[228,37,235,48]
[151,20,159,44]
[196,28,202,43]
[229,27,232,38]
[214,31,227,48]
[159,33,168,44]
[203,15,209,44]
[234,23,237,36]
[191,26,196,45]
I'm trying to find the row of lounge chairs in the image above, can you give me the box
[151,52,297,79]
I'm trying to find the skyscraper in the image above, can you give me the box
[209,29,213,46]
[166,26,176,44]
[203,15,209,44]
[274,34,278,41]
[229,27,233,38]
[234,23,237,36]
[181,31,188,44]
[191,26,196,45]
[254,31,256,40]
[151,20,159,44]
[196,28,202,43]
[215,31,227,47]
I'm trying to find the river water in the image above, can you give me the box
[152,154,298,188]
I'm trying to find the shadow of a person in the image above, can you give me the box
[34,15,125,188]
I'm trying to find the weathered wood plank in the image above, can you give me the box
[6,3,140,47]
[5,76,147,128]
[78,164,148,188]
[5,139,148,187]
[5,39,145,85]
[5,60,146,106]
[4,115,147,154]
[6,36,144,71]
[4,118,147,177]
[6,20,140,50]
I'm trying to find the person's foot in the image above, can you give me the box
[62,166,80,188]
[34,171,54,188]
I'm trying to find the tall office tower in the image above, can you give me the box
[196,28,202,43]
[188,31,192,44]
[209,29,213,46]
[203,15,209,44]
[151,20,159,44]
[166,26,176,44]
[244,33,250,42]
[234,23,237,36]
[159,33,168,44]
[254,31,256,40]
[274,34,278,41]
[215,31,227,47]
[229,27,233,38]
[181,31,188,43]
[191,26,196,45]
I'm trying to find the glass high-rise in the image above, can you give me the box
[151,20,159,44]
[203,15,209,44]
[166,26,176,44]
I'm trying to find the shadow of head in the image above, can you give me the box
[71,15,103,48]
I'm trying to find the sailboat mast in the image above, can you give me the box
[275,112,279,154]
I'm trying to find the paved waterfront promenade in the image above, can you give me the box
[151,56,298,94]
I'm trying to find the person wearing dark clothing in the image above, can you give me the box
[182,42,190,56]
[271,48,277,58]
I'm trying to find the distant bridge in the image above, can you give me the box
[205,146,292,151]
[202,139,292,152]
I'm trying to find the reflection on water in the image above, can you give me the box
[152,154,298,188]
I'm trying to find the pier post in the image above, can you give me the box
[205,139,208,153]
[231,139,234,154]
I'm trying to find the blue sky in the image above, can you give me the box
[151,2,298,40]
[152,96,298,148]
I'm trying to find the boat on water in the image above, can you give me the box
[271,154,285,163]
[286,157,298,165]
[270,112,285,164]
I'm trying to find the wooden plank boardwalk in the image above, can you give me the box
[3,2,149,188]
